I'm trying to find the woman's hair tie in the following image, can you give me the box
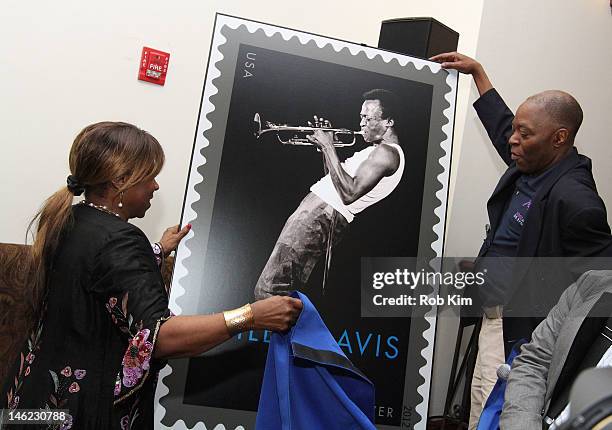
[66,175,85,196]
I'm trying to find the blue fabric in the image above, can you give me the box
[256,292,376,430]
[477,339,528,430]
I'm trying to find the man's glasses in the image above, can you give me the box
[360,115,382,123]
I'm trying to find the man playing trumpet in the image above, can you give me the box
[254,89,405,299]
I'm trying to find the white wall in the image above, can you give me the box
[0,0,483,245]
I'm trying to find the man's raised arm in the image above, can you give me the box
[430,52,514,166]
[430,52,493,96]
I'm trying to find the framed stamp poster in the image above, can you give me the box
[155,13,457,430]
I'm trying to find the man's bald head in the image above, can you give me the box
[524,90,583,143]
[510,90,583,174]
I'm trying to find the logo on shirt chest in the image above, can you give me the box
[512,200,532,226]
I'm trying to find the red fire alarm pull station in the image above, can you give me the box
[138,47,170,85]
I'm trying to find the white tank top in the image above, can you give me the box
[310,143,405,223]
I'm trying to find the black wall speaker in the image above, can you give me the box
[378,17,459,59]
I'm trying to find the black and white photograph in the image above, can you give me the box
[156,14,457,429]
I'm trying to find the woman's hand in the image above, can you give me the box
[155,296,303,359]
[251,295,303,332]
[158,224,191,256]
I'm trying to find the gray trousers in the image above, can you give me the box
[254,192,348,299]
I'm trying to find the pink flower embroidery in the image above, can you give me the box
[74,369,86,380]
[59,414,73,430]
[24,366,30,377]
[121,329,153,388]
[9,396,19,409]
[61,366,72,377]
[122,366,143,388]
[106,297,119,314]
[114,373,121,396]
[25,352,35,364]
[68,382,80,393]
[8,395,19,410]
[120,415,130,430]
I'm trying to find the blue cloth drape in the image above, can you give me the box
[477,339,528,430]
[256,292,376,430]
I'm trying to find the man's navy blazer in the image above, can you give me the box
[473,89,611,348]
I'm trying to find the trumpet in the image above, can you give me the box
[252,113,363,147]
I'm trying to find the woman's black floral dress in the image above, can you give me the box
[1,204,172,429]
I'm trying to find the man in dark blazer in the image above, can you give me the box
[431,52,612,429]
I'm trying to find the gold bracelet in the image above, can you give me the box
[223,303,254,335]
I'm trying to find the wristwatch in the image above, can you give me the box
[152,242,164,267]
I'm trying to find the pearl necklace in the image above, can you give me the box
[80,200,122,218]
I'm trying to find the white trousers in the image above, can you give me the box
[468,316,505,430]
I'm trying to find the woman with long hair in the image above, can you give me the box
[1,122,302,429]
